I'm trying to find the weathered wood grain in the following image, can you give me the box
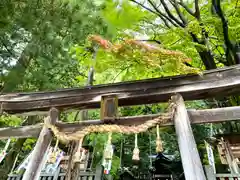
[100,95,118,122]
[215,133,240,145]
[172,94,206,180]
[22,108,59,180]
[222,139,240,174]
[0,106,240,140]
[188,106,240,124]
[204,165,216,180]
[1,65,240,114]
[0,124,42,139]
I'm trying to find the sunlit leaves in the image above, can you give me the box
[0,115,22,127]
[78,35,201,83]
[22,138,36,151]
[101,0,152,33]
[186,20,202,37]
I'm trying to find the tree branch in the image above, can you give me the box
[112,65,132,83]
[141,18,170,30]
[212,0,239,65]
[178,1,195,17]
[136,39,161,44]
[170,0,187,25]
[169,38,182,46]
[159,0,185,27]
[194,0,201,20]
[130,0,163,17]
[130,0,178,27]
[146,0,179,27]
[143,12,171,28]
[190,33,217,69]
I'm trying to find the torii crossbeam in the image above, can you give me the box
[0,64,240,115]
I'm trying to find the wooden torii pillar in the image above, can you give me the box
[22,108,59,180]
[172,94,206,180]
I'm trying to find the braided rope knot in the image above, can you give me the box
[45,102,176,143]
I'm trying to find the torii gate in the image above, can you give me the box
[0,65,240,180]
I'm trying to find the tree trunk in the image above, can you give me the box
[191,33,217,70]
[197,50,217,70]
[212,0,240,65]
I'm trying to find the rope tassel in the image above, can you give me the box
[156,125,163,152]
[132,133,140,161]
[104,133,113,160]
[48,139,59,164]
[74,138,83,162]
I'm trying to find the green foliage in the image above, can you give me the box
[0,0,239,177]
[101,0,153,34]
[73,35,201,85]
[0,115,22,127]
[0,115,22,150]
[22,138,36,151]
[0,0,109,92]
[0,0,109,176]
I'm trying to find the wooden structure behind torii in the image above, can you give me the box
[211,134,240,172]
[0,65,240,180]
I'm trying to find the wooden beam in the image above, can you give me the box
[1,65,240,114]
[0,106,240,140]
[22,108,59,180]
[231,146,240,151]
[215,133,240,145]
[217,143,240,164]
[188,106,240,124]
[0,124,42,139]
[216,174,240,178]
[172,94,206,180]
[232,152,240,157]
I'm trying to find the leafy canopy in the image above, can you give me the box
[72,34,200,84]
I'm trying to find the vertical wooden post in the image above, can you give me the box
[53,166,61,180]
[22,108,59,180]
[172,94,206,180]
[204,165,216,180]
[100,95,118,122]
[222,138,240,174]
[95,165,104,180]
